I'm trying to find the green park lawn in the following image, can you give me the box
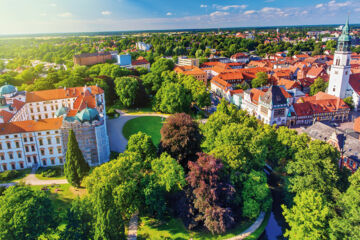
[137,216,255,240]
[123,116,165,146]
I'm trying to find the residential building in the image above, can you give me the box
[132,57,150,70]
[174,65,207,85]
[178,57,200,67]
[304,122,360,173]
[136,42,152,51]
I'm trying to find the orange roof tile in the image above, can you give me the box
[354,117,360,133]
[0,118,63,135]
[26,86,103,103]
[0,110,13,123]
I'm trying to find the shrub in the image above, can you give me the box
[37,166,64,178]
[0,170,21,182]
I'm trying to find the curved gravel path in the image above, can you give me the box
[226,212,266,240]
[106,112,168,153]
[20,173,68,185]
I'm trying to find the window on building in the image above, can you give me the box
[11,164,15,170]
[42,160,47,166]
[27,156,31,163]
[59,157,63,164]
[31,145,35,151]
[56,138,60,144]
[17,152,21,158]
[45,114,48,118]
[33,156,37,163]
[49,148,53,155]
[9,153,13,159]
[40,149,45,156]
[25,146,29,152]
[44,106,47,111]
[37,107,40,112]
[47,138,51,145]
[39,139,43,146]
[0,143,2,150]
[3,164,7,171]
[57,147,62,154]
[15,142,20,148]
[0,155,4,160]
[20,162,24,169]
[6,142,11,149]
[51,158,55,165]
[30,108,33,113]
[24,137,27,142]
[30,137,33,142]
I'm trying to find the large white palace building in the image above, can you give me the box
[0,84,110,172]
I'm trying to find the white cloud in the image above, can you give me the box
[210,11,229,17]
[315,3,324,8]
[260,7,279,13]
[301,10,309,15]
[328,0,351,7]
[40,13,48,17]
[50,3,56,7]
[244,10,256,15]
[58,12,72,17]
[200,4,207,8]
[213,4,247,11]
[166,12,173,16]
[355,8,360,11]
[101,11,112,15]
[219,5,247,10]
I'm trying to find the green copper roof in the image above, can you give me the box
[0,85,16,96]
[55,106,68,117]
[338,17,351,42]
[75,107,100,123]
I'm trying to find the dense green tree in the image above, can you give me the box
[141,72,163,95]
[151,152,186,192]
[126,132,157,166]
[160,113,202,169]
[251,72,268,88]
[150,58,174,73]
[0,186,56,240]
[330,170,360,240]
[310,77,328,96]
[153,82,191,113]
[179,74,211,108]
[241,170,272,219]
[61,197,94,240]
[114,76,139,108]
[286,140,340,198]
[282,190,332,240]
[85,152,144,220]
[64,130,90,187]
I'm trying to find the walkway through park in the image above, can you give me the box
[226,212,266,240]
[106,111,169,153]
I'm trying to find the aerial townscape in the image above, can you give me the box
[1,1,360,240]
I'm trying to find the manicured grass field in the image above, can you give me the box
[137,216,254,240]
[123,116,164,146]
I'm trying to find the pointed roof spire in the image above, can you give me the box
[338,17,351,43]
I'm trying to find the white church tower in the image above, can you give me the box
[327,18,352,99]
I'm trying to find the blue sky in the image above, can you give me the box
[0,0,359,34]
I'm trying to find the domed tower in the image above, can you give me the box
[327,17,352,99]
[75,107,100,123]
[0,84,17,97]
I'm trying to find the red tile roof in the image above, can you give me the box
[0,118,63,135]
[349,73,360,95]
[26,86,103,103]
[0,110,13,123]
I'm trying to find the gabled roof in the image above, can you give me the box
[0,118,63,135]
[25,86,104,103]
[260,86,289,105]
[0,110,13,123]
[349,73,360,96]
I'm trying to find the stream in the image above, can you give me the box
[259,172,286,240]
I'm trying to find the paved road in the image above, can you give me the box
[107,112,168,153]
[226,212,266,240]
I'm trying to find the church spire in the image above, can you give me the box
[337,17,351,51]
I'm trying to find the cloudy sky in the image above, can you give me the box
[0,0,359,34]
